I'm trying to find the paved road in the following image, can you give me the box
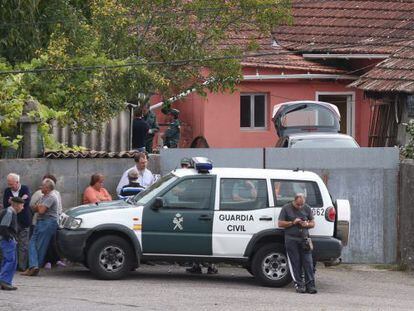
[1,264,413,311]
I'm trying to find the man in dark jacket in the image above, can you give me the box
[3,173,31,271]
[132,108,150,152]
[0,197,24,290]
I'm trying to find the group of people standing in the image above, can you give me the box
[132,103,181,153]
[0,173,64,290]
[0,152,157,291]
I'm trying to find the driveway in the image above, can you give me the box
[1,264,413,311]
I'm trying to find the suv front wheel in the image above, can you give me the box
[87,235,134,280]
[252,243,292,287]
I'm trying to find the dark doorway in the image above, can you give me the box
[318,94,353,135]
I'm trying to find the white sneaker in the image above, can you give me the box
[56,260,67,267]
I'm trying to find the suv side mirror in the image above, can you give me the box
[152,197,164,210]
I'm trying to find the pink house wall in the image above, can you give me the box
[152,68,372,148]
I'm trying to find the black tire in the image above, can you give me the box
[252,243,292,287]
[87,235,134,280]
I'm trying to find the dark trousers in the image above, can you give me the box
[17,226,30,270]
[145,136,154,153]
[285,237,315,287]
[44,233,61,265]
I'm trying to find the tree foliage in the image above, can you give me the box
[0,0,291,150]
[401,119,414,159]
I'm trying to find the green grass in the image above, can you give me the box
[371,263,409,271]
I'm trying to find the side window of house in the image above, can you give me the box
[220,178,268,210]
[272,180,323,207]
[240,94,267,129]
[162,178,213,210]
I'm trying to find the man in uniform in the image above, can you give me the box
[143,104,159,153]
[163,109,180,148]
[278,193,317,294]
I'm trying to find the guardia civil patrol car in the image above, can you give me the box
[57,158,350,287]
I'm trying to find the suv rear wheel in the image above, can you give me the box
[252,243,292,287]
[87,235,134,280]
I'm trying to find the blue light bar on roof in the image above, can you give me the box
[192,157,212,173]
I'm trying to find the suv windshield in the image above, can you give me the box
[132,173,177,205]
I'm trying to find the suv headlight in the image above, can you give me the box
[60,213,82,229]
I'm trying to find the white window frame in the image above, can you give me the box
[240,93,268,130]
[315,91,356,137]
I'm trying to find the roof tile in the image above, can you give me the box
[273,0,414,54]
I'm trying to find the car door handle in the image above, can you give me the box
[199,215,212,221]
[259,216,273,221]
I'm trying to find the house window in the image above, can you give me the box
[240,94,267,129]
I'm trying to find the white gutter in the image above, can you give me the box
[303,54,389,59]
[243,74,358,81]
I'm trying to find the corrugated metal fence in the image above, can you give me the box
[52,110,131,152]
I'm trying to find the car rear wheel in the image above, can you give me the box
[87,235,134,280]
[252,243,292,287]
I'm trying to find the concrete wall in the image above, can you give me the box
[0,155,160,210]
[400,159,414,270]
[160,148,400,264]
[265,148,399,264]
[160,148,264,175]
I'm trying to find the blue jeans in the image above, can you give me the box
[28,219,58,269]
[0,239,17,285]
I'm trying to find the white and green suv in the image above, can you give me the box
[58,158,350,287]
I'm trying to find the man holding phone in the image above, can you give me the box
[278,193,317,294]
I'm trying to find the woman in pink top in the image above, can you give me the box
[83,174,112,204]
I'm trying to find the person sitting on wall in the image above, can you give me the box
[116,152,155,195]
[83,174,112,204]
[119,170,145,198]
